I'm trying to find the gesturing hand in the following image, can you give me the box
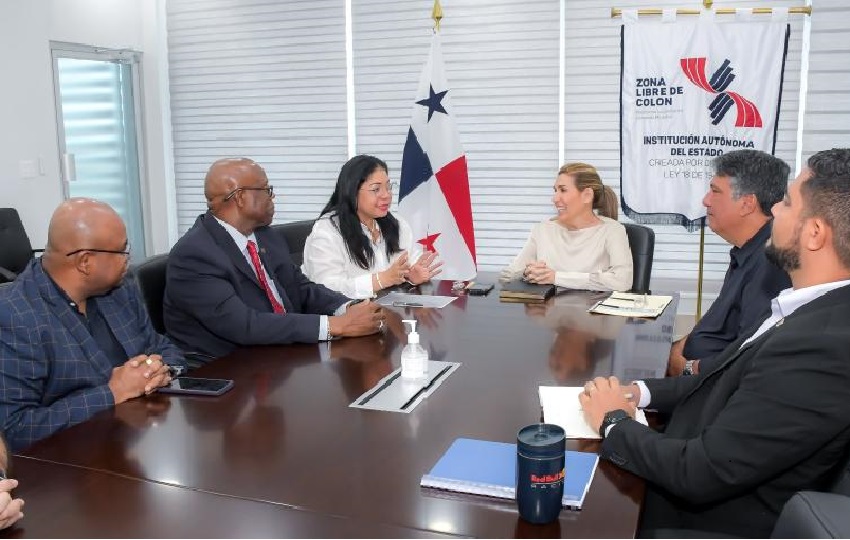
[377,252,410,290]
[407,251,443,285]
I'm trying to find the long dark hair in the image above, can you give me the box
[319,155,401,270]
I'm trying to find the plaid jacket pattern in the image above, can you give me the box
[0,259,185,451]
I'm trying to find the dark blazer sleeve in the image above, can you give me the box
[602,320,850,506]
[642,373,702,413]
[259,229,349,317]
[167,234,332,346]
[0,297,114,452]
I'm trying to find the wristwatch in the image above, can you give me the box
[599,409,631,438]
[683,359,697,376]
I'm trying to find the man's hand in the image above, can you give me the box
[667,337,688,376]
[0,479,24,530]
[524,261,555,285]
[579,376,637,434]
[108,354,172,404]
[406,251,443,285]
[329,300,385,338]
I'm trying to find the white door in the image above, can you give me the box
[51,42,147,261]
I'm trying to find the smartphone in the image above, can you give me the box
[159,377,234,396]
[466,282,495,296]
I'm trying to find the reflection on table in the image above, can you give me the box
[14,275,677,538]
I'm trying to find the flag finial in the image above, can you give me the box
[432,0,443,31]
[703,0,713,8]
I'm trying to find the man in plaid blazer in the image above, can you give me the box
[0,199,185,451]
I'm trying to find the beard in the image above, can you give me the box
[765,224,802,272]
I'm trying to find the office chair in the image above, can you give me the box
[623,223,655,294]
[771,449,850,538]
[270,219,316,266]
[0,208,43,283]
[131,253,169,334]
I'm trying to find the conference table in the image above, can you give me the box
[8,276,677,538]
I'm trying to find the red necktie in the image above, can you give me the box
[246,240,285,314]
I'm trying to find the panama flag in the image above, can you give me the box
[398,32,476,281]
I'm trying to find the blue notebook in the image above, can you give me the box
[420,438,599,509]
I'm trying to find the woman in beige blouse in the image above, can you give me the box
[501,163,633,292]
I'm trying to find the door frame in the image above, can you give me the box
[50,41,151,258]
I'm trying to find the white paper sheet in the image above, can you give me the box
[539,386,648,439]
[376,292,458,309]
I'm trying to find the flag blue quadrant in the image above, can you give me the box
[420,438,599,509]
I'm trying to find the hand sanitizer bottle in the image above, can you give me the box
[401,319,429,379]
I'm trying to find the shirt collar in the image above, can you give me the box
[771,279,850,320]
[214,216,257,254]
[43,269,85,315]
[730,220,772,267]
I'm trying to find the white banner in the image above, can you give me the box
[621,21,789,227]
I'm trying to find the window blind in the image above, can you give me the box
[167,0,348,233]
[352,0,561,271]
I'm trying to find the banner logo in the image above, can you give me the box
[680,58,763,128]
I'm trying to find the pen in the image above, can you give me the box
[400,365,451,410]
[357,371,402,406]
[392,301,423,307]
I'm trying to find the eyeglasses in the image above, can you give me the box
[361,182,398,196]
[223,185,275,201]
[66,246,131,257]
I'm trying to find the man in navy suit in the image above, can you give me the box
[0,199,185,451]
[164,158,383,360]
[580,148,850,537]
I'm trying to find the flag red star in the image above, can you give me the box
[417,233,440,253]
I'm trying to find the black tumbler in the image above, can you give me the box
[516,423,566,524]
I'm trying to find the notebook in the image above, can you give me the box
[539,386,649,439]
[499,279,557,303]
[420,438,599,509]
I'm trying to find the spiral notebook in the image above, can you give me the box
[420,438,598,509]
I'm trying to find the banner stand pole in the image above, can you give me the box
[696,221,705,323]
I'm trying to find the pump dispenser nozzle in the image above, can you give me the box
[402,319,420,344]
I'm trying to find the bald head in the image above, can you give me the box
[46,198,125,257]
[204,157,276,233]
[41,198,129,301]
[205,158,266,206]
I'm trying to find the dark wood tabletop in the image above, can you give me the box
[15,277,677,538]
[2,457,452,538]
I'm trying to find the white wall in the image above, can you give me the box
[0,0,174,253]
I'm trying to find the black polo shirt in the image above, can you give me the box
[48,277,127,367]
[684,221,791,371]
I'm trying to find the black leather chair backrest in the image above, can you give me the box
[270,219,316,267]
[0,208,38,283]
[623,223,655,294]
[131,253,169,334]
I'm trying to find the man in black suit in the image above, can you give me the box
[580,148,850,537]
[164,158,384,360]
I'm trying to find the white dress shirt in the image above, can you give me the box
[302,214,415,299]
[215,217,337,340]
[635,278,850,409]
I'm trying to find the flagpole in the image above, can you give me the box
[432,0,442,31]
[696,222,705,323]
[611,5,812,18]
